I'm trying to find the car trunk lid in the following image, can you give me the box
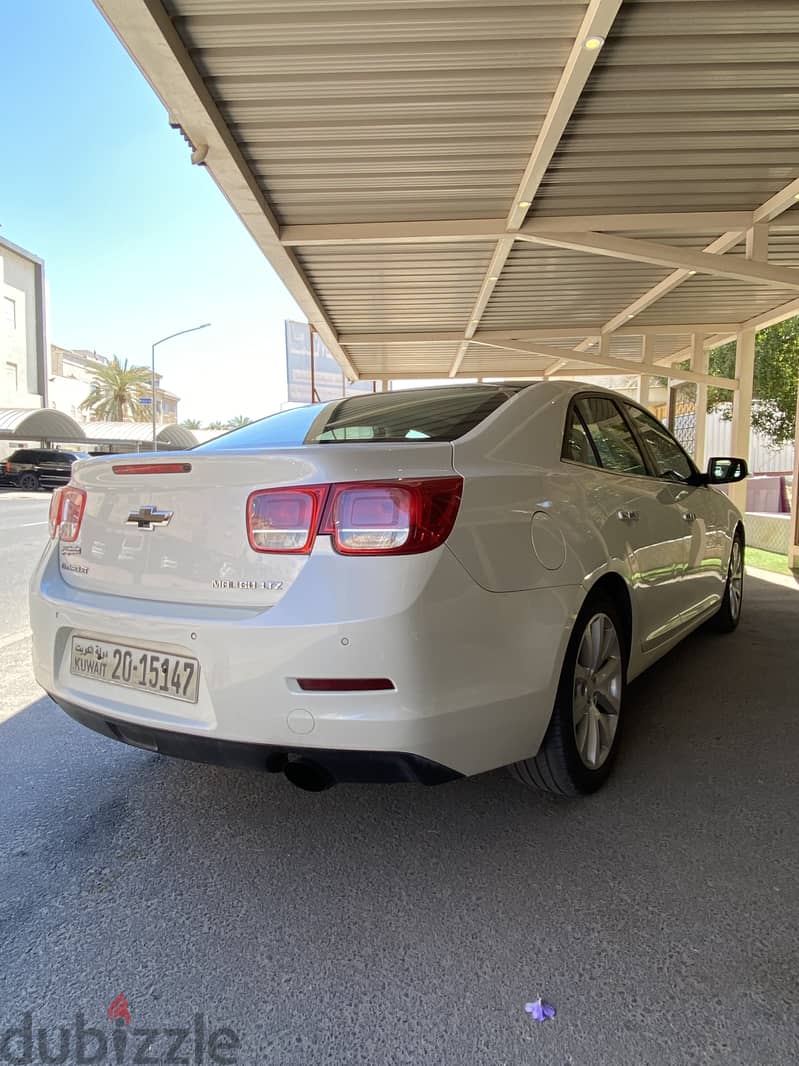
[60,446,456,608]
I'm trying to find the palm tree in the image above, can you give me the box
[206,421,226,431]
[226,414,252,429]
[181,418,202,429]
[80,357,152,422]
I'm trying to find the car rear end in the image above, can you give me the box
[37,451,83,488]
[30,386,572,786]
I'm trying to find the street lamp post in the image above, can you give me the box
[150,323,210,450]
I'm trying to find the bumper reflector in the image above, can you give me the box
[296,678,395,692]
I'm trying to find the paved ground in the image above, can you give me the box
[0,492,49,646]
[1,492,797,1065]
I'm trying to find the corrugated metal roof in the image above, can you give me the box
[481,244,670,328]
[531,0,799,216]
[0,409,85,440]
[82,423,198,448]
[634,277,799,327]
[95,0,799,384]
[296,243,494,332]
[170,0,588,224]
[354,344,464,378]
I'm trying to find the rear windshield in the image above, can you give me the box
[196,386,521,452]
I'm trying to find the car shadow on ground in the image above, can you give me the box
[0,574,796,1065]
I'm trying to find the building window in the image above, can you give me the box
[6,362,18,392]
[3,297,16,329]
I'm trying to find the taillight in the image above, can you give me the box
[48,487,64,538]
[246,486,328,554]
[321,477,463,555]
[58,486,87,543]
[3,462,10,474]
[246,478,462,556]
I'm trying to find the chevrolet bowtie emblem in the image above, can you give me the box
[126,505,174,530]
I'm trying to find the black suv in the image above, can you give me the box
[2,449,89,491]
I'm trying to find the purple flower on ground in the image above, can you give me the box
[525,998,556,1022]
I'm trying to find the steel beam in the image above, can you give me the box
[515,231,799,291]
[451,0,624,377]
[340,323,743,347]
[752,176,799,223]
[465,338,737,389]
[449,237,514,376]
[279,212,757,247]
[94,0,358,380]
[280,219,506,246]
[584,176,799,353]
[745,223,770,262]
[637,338,653,409]
[506,0,624,231]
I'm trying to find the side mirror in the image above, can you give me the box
[704,456,748,485]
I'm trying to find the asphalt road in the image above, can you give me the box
[0,492,50,644]
[1,494,797,1065]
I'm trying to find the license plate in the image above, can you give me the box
[70,637,200,703]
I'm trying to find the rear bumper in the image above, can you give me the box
[52,697,462,784]
[31,542,581,777]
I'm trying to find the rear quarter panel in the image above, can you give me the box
[448,383,630,594]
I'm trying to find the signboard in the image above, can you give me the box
[285,321,373,404]
[138,396,153,405]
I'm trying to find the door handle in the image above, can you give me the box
[616,510,640,522]
[682,511,697,523]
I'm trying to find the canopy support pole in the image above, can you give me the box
[692,333,708,469]
[729,328,755,513]
[788,381,799,570]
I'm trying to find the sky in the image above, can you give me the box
[0,0,305,424]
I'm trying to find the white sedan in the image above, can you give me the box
[30,382,747,796]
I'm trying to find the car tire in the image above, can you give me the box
[709,531,744,634]
[18,473,39,491]
[509,591,628,797]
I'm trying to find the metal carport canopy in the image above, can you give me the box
[81,422,199,449]
[0,409,86,443]
[94,0,799,494]
[95,0,799,390]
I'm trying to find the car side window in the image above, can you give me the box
[562,406,600,467]
[624,404,694,482]
[576,397,648,476]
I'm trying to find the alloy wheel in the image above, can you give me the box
[572,613,622,770]
[729,539,744,621]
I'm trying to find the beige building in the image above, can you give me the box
[1,238,184,458]
[49,345,180,425]
[1,236,48,413]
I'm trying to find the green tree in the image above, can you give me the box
[708,317,799,447]
[80,357,152,422]
[206,420,226,431]
[181,418,202,429]
[226,414,252,429]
